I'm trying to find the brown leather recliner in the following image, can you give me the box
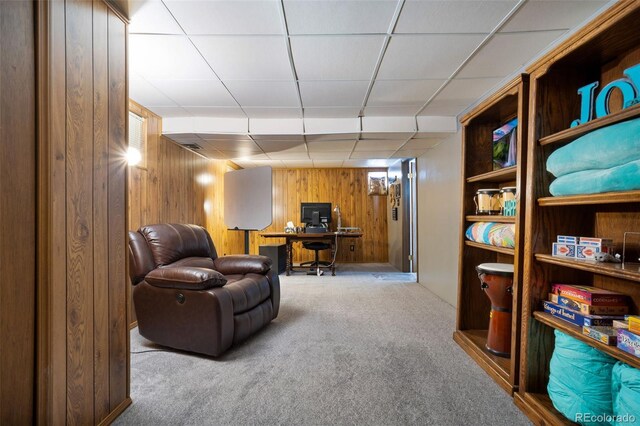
[128,223,280,356]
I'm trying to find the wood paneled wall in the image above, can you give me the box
[128,101,244,255]
[252,168,389,263]
[37,1,130,423]
[0,1,36,423]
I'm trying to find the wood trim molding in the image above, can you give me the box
[96,397,132,426]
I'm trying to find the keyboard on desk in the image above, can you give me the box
[305,226,328,234]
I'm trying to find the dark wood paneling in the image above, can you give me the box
[92,1,110,420]
[107,8,128,413]
[0,1,36,423]
[253,168,389,263]
[65,1,96,422]
[36,0,131,423]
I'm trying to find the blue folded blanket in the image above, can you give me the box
[547,118,640,177]
[549,159,640,196]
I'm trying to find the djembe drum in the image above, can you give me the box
[476,263,514,357]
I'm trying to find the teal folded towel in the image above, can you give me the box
[547,118,640,177]
[549,159,640,196]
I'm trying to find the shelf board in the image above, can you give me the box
[466,166,517,184]
[535,253,640,282]
[514,392,575,425]
[465,240,515,255]
[538,190,640,206]
[453,330,513,394]
[534,311,640,369]
[539,104,640,147]
[466,215,515,223]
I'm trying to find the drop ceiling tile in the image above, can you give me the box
[224,81,300,107]
[198,140,262,152]
[197,148,226,160]
[377,34,485,79]
[313,161,345,168]
[402,138,442,150]
[299,81,369,107]
[129,35,215,80]
[396,1,517,34]
[129,1,183,34]
[309,152,351,160]
[255,140,307,153]
[183,106,247,118]
[367,80,444,107]
[191,36,293,81]
[148,79,238,107]
[284,0,397,35]
[344,159,397,168]
[360,132,413,140]
[390,149,428,159]
[436,77,504,102]
[501,1,608,33]
[354,139,405,151]
[221,152,270,161]
[267,151,310,160]
[291,35,385,80]
[303,107,362,118]
[129,74,179,107]
[307,140,356,153]
[144,106,192,118]
[244,108,302,119]
[282,160,314,168]
[418,100,470,116]
[305,133,359,142]
[197,133,252,141]
[364,106,422,117]
[350,151,395,159]
[252,134,306,142]
[164,0,283,35]
[458,30,566,78]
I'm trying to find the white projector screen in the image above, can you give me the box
[224,166,273,230]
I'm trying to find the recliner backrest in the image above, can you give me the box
[139,224,218,267]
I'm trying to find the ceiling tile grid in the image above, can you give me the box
[128,0,617,166]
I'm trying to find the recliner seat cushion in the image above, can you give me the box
[140,224,217,266]
[224,273,272,314]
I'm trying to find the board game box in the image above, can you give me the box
[551,284,629,306]
[583,325,617,345]
[543,301,625,327]
[548,293,628,315]
[617,328,640,358]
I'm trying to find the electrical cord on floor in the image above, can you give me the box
[130,349,172,354]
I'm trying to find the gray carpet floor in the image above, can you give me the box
[116,263,530,425]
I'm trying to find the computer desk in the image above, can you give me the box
[259,231,363,276]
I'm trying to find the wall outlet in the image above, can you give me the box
[350,245,355,251]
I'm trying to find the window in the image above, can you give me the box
[128,111,146,167]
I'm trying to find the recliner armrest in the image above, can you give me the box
[145,267,227,290]
[213,255,272,275]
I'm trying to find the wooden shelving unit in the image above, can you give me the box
[465,215,516,223]
[467,166,517,183]
[465,241,515,256]
[454,75,529,395]
[534,312,640,369]
[517,2,640,424]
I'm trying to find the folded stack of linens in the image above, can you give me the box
[465,222,516,248]
[547,118,640,196]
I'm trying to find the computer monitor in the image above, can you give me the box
[300,202,332,226]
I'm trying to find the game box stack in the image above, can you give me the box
[543,284,630,345]
[616,316,640,358]
[552,235,614,259]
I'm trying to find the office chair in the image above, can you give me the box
[301,241,331,276]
